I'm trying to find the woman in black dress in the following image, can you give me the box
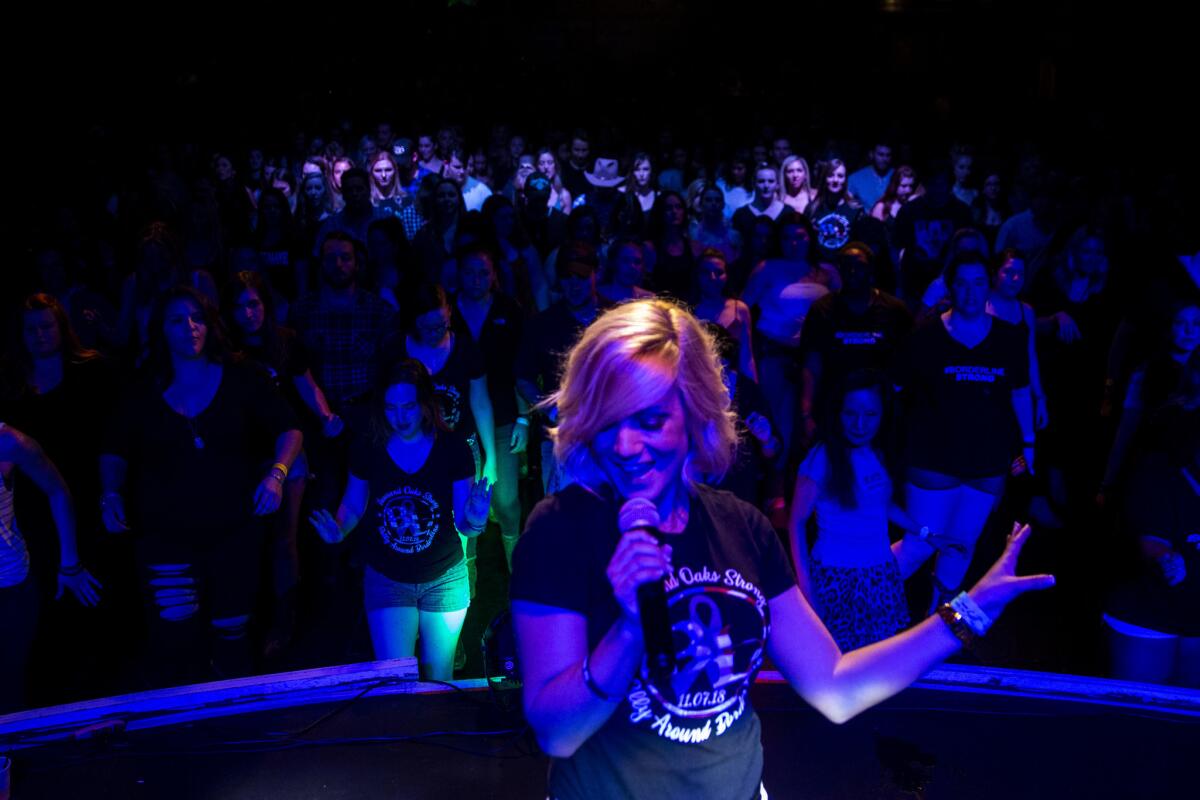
[100,286,302,684]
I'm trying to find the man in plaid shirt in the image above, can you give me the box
[291,231,396,412]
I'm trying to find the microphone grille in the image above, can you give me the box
[618,497,660,533]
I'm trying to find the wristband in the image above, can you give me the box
[515,416,530,427]
[936,604,977,649]
[100,492,121,508]
[270,462,289,479]
[949,591,992,636]
[59,562,85,577]
[582,654,621,702]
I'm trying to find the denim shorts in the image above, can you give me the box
[363,560,470,613]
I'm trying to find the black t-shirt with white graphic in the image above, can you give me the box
[808,202,863,259]
[511,483,796,800]
[399,335,486,439]
[348,431,475,583]
[893,317,1030,479]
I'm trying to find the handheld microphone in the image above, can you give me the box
[619,497,675,688]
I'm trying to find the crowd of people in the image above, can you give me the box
[2,120,1199,714]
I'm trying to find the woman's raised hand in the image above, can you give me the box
[967,522,1055,620]
[464,476,493,530]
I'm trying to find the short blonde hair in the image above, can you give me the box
[544,298,739,491]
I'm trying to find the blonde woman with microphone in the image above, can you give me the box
[510,298,1054,800]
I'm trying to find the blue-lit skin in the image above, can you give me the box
[232,288,266,337]
[993,254,1027,301]
[301,173,327,209]
[22,308,62,359]
[752,166,777,209]
[442,154,466,185]
[611,242,646,290]
[331,159,351,191]
[214,155,235,183]
[568,136,590,172]
[949,263,990,320]
[824,162,848,195]
[1171,305,1200,357]
[631,158,652,191]
[458,252,494,304]
[371,157,396,194]
[784,158,808,194]
[514,301,1055,770]
[413,306,452,349]
[383,383,424,442]
[591,359,689,525]
[779,221,812,262]
[698,185,725,228]
[697,252,728,299]
[162,298,207,360]
[320,238,358,292]
[840,388,883,449]
[434,180,460,217]
[340,172,373,216]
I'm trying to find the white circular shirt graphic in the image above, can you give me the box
[376,486,440,554]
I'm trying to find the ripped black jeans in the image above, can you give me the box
[135,521,264,688]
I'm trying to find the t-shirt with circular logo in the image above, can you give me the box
[511,483,796,800]
[348,430,475,583]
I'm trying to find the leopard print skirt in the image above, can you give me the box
[811,556,910,652]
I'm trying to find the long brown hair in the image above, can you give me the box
[225,271,289,370]
[21,293,99,362]
[370,359,449,444]
[8,292,101,395]
[145,285,232,388]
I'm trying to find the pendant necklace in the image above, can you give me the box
[186,416,205,450]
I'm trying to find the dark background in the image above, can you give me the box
[8,2,1187,180]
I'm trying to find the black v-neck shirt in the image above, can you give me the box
[348,431,475,582]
